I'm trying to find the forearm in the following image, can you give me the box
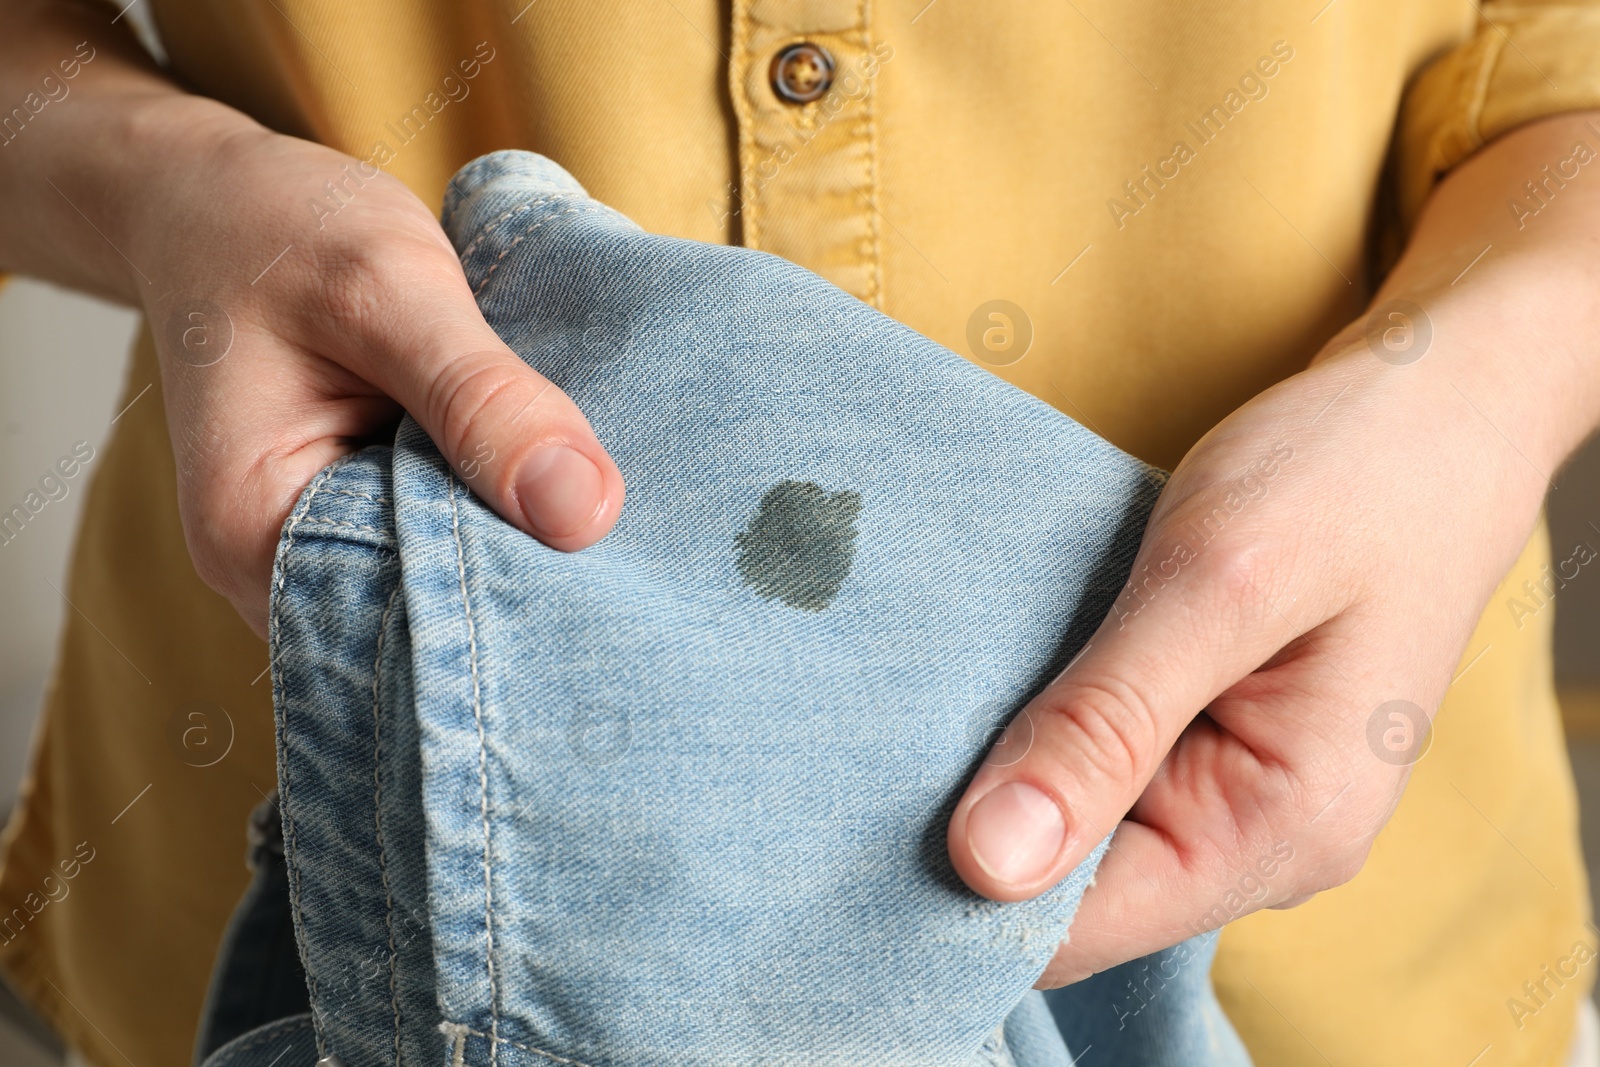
[0,0,259,304]
[1324,110,1600,477]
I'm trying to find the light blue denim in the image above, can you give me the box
[265,151,1253,1067]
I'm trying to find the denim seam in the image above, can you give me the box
[448,472,499,1064]
[457,194,573,261]
[371,581,404,1067]
[322,488,393,504]
[470,204,616,297]
[438,1022,596,1067]
[270,456,352,1059]
[293,516,396,538]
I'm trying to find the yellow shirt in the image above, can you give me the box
[3,1,1600,1064]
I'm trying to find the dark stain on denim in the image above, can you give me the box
[735,480,862,611]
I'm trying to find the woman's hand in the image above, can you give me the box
[0,4,622,637]
[946,109,1600,982]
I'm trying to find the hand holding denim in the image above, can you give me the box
[265,151,1252,1067]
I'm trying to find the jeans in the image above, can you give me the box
[192,793,309,1066]
[246,150,1253,1067]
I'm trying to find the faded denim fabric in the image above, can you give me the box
[262,151,1253,1067]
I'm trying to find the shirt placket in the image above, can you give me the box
[728,0,885,308]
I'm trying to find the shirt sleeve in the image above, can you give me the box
[1397,1,1600,227]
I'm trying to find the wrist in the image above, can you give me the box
[1403,255,1596,477]
[2,88,263,303]
[1362,110,1600,474]
[108,93,269,279]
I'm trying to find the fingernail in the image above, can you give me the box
[516,445,603,539]
[965,781,1066,887]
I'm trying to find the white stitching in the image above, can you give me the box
[437,1022,596,1067]
[295,516,395,536]
[469,203,616,296]
[371,581,404,1066]
[456,194,570,261]
[322,488,393,504]
[269,458,348,1058]
[449,473,498,1064]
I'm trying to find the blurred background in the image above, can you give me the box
[3,285,1600,1064]
[0,279,132,1062]
[0,278,133,1066]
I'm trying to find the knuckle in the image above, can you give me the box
[1196,539,1269,603]
[1286,807,1380,896]
[312,238,409,329]
[1301,838,1372,894]
[172,454,232,586]
[174,447,299,609]
[1245,767,1380,898]
[183,529,233,597]
[425,356,546,470]
[177,491,247,601]
[1188,539,1282,626]
[1032,674,1162,785]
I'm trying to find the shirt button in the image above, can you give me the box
[769,42,835,104]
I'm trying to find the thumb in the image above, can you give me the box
[333,251,625,550]
[404,342,624,550]
[946,541,1293,901]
